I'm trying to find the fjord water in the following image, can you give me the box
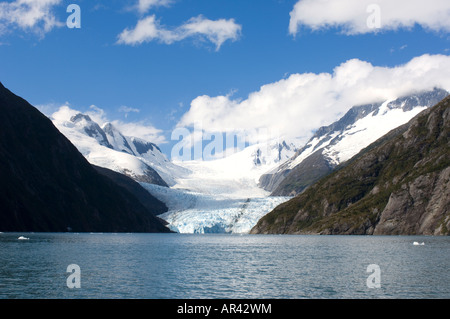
[0,233,449,299]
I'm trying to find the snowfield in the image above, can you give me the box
[287,101,429,169]
[323,102,428,165]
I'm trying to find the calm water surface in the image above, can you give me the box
[0,232,448,299]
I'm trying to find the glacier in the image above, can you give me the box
[141,140,298,233]
[141,183,291,234]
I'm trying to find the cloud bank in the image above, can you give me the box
[177,54,450,144]
[0,0,63,35]
[117,14,242,50]
[289,0,450,35]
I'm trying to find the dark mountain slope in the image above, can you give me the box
[0,82,170,233]
[251,94,450,235]
[92,165,167,216]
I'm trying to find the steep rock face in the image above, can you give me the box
[92,165,168,216]
[0,82,171,233]
[251,94,450,235]
[373,167,450,235]
[261,88,449,196]
[260,150,333,196]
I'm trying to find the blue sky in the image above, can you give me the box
[1,0,450,157]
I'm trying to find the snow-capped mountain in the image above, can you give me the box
[51,109,188,186]
[261,88,449,196]
[100,121,189,186]
[70,113,113,148]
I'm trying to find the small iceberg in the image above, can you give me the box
[413,241,425,245]
[18,236,29,240]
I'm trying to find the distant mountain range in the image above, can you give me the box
[251,93,450,235]
[53,103,301,196]
[0,82,171,233]
[260,88,449,196]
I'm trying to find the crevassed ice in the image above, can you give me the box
[141,181,291,234]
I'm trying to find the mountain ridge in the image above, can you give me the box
[251,93,450,235]
[260,88,449,196]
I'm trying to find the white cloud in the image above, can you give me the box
[289,0,450,35]
[35,101,64,116]
[111,120,167,145]
[118,105,140,118]
[0,0,63,36]
[136,0,172,13]
[177,54,450,144]
[117,14,242,50]
[180,15,242,50]
[50,103,81,122]
[117,15,171,45]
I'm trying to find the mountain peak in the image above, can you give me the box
[130,136,162,155]
[102,121,115,132]
[70,113,93,123]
